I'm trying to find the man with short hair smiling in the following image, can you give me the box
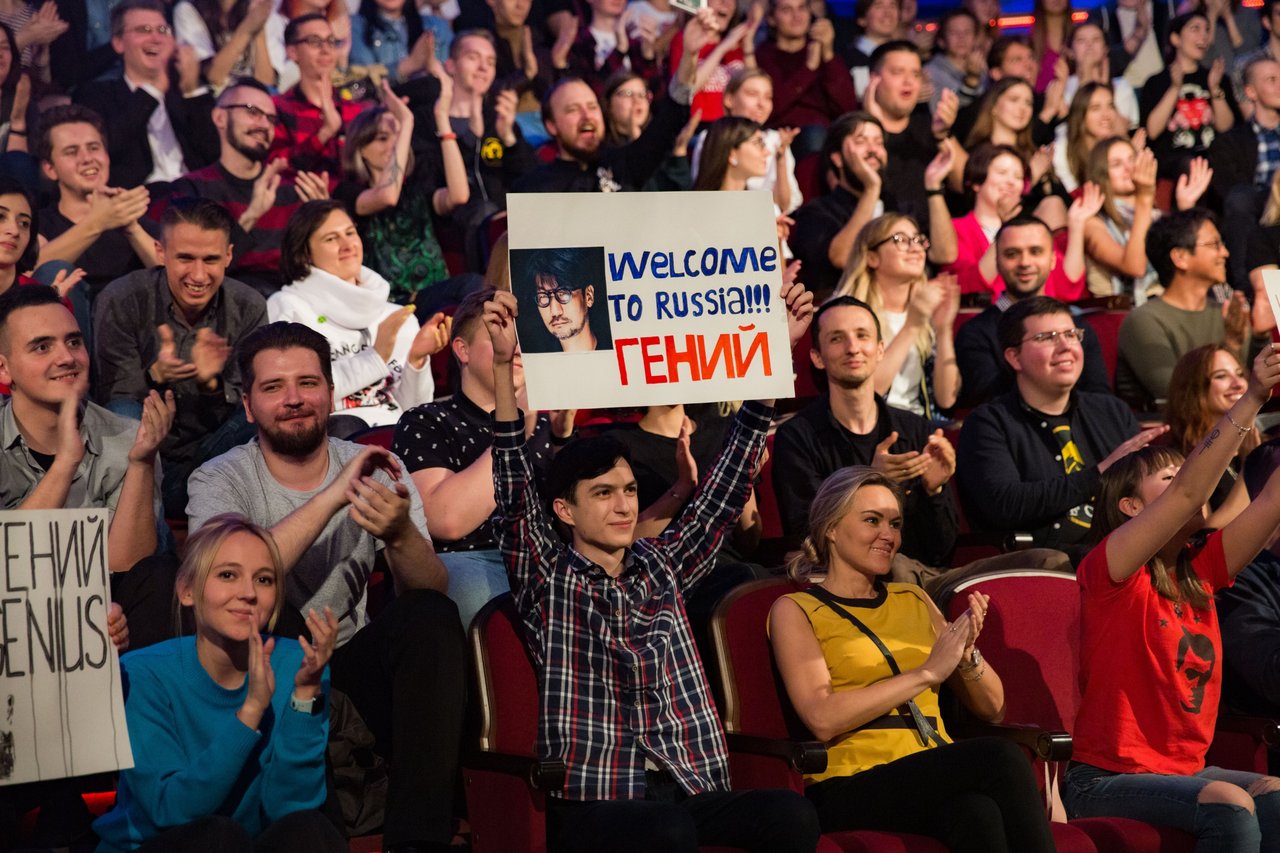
[752,0,856,143]
[925,9,986,111]
[1118,207,1253,406]
[955,208,1110,407]
[36,104,159,305]
[513,10,711,193]
[94,197,266,517]
[773,295,958,568]
[187,321,463,853]
[484,283,822,852]
[958,296,1162,559]
[73,0,217,188]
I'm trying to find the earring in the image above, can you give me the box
[730,157,739,166]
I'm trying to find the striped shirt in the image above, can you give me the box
[492,401,773,801]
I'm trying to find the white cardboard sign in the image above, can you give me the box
[1263,269,1280,332]
[506,192,795,411]
[0,509,133,785]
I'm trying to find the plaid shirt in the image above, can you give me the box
[492,401,773,802]
[1255,118,1280,190]
[270,85,370,177]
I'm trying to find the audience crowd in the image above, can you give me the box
[5,0,1280,849]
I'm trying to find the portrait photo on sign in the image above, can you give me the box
[510,246,613,354]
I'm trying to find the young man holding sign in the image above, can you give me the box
[484,283,822,853]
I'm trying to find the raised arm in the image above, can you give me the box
[1103,346,1280,582]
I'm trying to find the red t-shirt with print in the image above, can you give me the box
[1073,531,1230,776]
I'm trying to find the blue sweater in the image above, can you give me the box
[94,636,329,852]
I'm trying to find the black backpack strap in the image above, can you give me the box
[805,587,947,749]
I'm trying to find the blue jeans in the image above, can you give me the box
[1064,762,1280,852]
[438,548,510,632]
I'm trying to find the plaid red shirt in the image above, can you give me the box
[270,85,371,177]
[492,401,773,802]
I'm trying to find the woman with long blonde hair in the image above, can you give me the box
[1054,81,1119,192]
[835,213,959,419]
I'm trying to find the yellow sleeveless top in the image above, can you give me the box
[782,584,950,783]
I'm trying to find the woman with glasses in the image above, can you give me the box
[768,466,1057,852]
[835,213,960,420]
[946,143,1085,302]
[1065,346,1280,850]
[268,200,451,431]
[174,0,279,91]
[602,71,695,191]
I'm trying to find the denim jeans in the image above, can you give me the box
[438,548,511,633]
[1064,761,1280,852]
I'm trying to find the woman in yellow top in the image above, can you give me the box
[769,467,1055,852]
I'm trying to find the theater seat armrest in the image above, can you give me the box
[1217,715,1280,748]
[725,733,829,775]
[956,721,1073,762]
[465,750,568,791]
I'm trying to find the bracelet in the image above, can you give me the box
[8,128,25,136]
[925,187,944,197]
[1212,89,1226,99]
[1226,410,1254,435]
[550,430,573,446]
[438,132,458,141]
[960,663,987,682]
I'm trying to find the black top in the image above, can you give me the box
[604,407,729,511]
[38,206,160,300]
[392,390,556,552]
[1139,65,1241,177]
[789,185,859,299]
[881,109,939,238]
[1218,549,1280,716]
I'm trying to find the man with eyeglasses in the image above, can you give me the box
[159,77,328,297]
[73,0,217,188]
[1118,207,1260,408]
[516,247,606,353]
[958,296,1161,562]
[955,212,1112,408]
[271,12,371,176]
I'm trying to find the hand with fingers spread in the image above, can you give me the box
[149,324,199,385]
[871,432,931,483]
[241,158,286,231]
[1132,146,1157,199]
[1174,157,1213,211]
[1098,425,1171,473]
[920,611,970,684]
[237,631,276,730]
[128,389,177,464]
[49,267,87,299]
[191,327,232,388]
[863,76,887,125]
[1069,181,1105,226]
[293,607,338,700]
[920,429,956,494]
[294,170,331,202]
[1208,56,1226,93]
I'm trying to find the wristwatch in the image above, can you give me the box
[957,647,984,671]
[289,692,324,715]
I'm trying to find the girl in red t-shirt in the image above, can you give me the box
[1064,344,1280,849]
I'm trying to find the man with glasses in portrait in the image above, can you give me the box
[272,12,371,176]
[516,247,611,354]
[73,0,218,189]
[958,296,1162,563]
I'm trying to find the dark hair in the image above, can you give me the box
[451,286,497,351]
[190,0,251,46]
[965,79,1036,151]
[1091,444,1211,610]
[161,196,234,240]
[1167,10,1208,50]
[111,0,168,35]
[285,12,330,45]
[1243,437,1280,499]
[357,0,422,57]
[449,28,496,60]
[813,294,882,342]
[995,214,1053,247]
[280,199,350,283]
[997,295,1071,351]
[217,76,273,104]
[545,435,632,509]
[820,111,883,190]
[694,116,762,192]
[342,105,416,186]
[868,39,920,74]
[855,0,900,27]
[988,34,1031,73]
[0,175,38,272]
[514,247,599,294]
[602,71,648,145]
[0,24,19,94]
[964,141,1027,190]
[541,76,593,126]
[36,104,106,164]
[1145,207,1216,286]
[238,321,334,390]
[0,284,65,347]
[936,9,979,53]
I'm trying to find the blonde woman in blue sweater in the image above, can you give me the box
[94,515,344,853]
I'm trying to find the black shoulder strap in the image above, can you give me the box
[806,586,947,749]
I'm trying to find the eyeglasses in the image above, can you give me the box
[221,103,280,125]
[289,36,346,49]
[1195,239,1225,251]
[123,24,173,36]
[1021,327,1087,346]
[534,287,580,308]
[612,89,651,101]
[872,232,930,251]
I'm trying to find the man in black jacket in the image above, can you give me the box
[72,0,217,189]
[512,10,710,193]
[957,296,1164,561]
[773,295,959,568]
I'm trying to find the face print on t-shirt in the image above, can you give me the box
[1175,625,1216,714]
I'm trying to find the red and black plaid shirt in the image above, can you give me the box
[270,85,370,177]
[492,401,773,802]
